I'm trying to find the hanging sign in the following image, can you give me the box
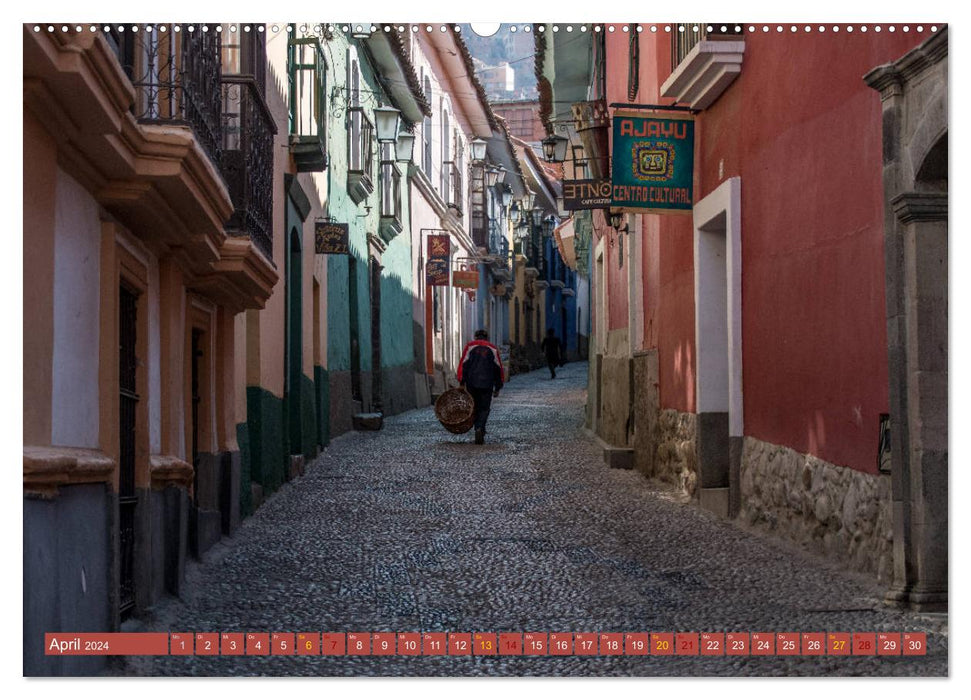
[426,234,451,286]
[611,112,694,213]
[562,178,612,210]
[452,270,480,289]
[315,221,349,254]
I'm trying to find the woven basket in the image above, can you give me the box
[434,387,475,434]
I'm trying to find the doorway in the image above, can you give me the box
[693,177,742,518]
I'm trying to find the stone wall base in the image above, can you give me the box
[654,409,699,496]
[739,436,893,582]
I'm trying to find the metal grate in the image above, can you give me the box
[671,23,744,71]
[221,76,276,260]
[107,24,223,168]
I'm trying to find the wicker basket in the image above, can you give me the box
[434,387,475,434]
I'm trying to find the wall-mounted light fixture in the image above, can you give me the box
[610,210,629,233]
[373,105,401,143]
[485,167,500,188]
[531,206,544,227]
[542,134,570,163]
[510,201,522,226]
[395,131,415,163]
[470,137,488,163]
[543,215,557,237]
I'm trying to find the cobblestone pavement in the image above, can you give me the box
[119,362,948,677]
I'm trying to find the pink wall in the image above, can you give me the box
[612,28,926,471]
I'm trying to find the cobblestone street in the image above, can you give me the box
[121,362,947,677]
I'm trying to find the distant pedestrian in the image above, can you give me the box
[541,328,564,379]
[458,329,505,445]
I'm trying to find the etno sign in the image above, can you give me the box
[611,112,694,213]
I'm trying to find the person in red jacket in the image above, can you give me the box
[458,329,505,444]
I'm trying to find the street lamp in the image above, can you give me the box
[510,201,521,226]
[522,191,535,211]
[500,184,513,209]
[470,137,488,163]
[542,133,569,163]
[515,219,531,240]
[373,105,401,143]
[395,131,415,163]
[351,23,373,39]
[485,167,500,188]
[610,210,628,231]
[531,206,544,227]
[495,167,507,184]
[543,215,556,236]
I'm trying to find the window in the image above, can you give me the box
[422,76,433,177]
[379,142,402,239]
[288,30,327,171]
[346,47,374,203]
[628,24,640,102]
[441,108,451,198]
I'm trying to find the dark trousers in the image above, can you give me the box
[468,387,494,431]
[546,356,559,377]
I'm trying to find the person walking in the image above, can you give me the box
[541,328,564,379]
[457,329,505,444]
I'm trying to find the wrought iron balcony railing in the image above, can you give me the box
[107,24,223,169]
[221,76,276,260]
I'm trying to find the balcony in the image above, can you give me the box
[471,210,489,249]
[220,76,276,261]
[661,24,745,110]
[347,106,375,203]
[288,34,327,172]
[107,24,223,169]
[25,27,278,313]
[442,161,463,216]
[379,157,403,242]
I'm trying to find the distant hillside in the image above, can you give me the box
[460,24,538,101]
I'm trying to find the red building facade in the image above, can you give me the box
[540,23,947,608]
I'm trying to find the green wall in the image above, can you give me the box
[315,365,330,447]
[246,385,285,497]
[237,422,252,517]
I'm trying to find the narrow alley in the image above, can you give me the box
[121,363,946,677]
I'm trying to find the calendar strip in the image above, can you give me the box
[44,631,927,656]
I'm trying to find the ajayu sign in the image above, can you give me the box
[611,112,694,213]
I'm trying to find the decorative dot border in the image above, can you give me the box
[30,23,941,36]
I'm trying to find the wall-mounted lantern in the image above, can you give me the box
[610,210,629,232]
[500,184,513,209]
[395,131,415,163]
[531,206,544,227]
[542,134,570,163]
[522,191,536,211]
[510,201,522,226]
[373,105,401,143]
[485,167,500,188]
[470,137,488,163]
[543,215,557,237]
[351,24,373,39]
